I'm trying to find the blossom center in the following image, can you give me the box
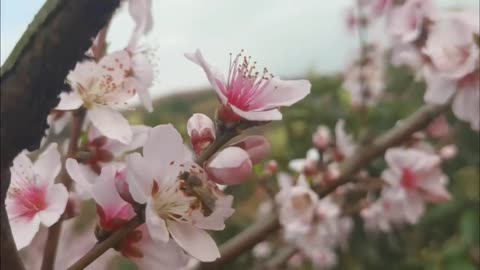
[400,168,417,191]
[224,51,274,110]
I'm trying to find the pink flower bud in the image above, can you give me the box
[264,160,278,175]
[233,135,271,164]
[187,113,216,155]
[440,145,458,160]
[207,147,253,185]
[312,125,331,150]
[426,115,450,139]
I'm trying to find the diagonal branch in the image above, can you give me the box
[196,101,451,269]
[0,0,121,269]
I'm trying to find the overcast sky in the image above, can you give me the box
[1,0,478,99]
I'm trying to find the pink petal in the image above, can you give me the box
[56,91,83,110]
[128,0,153,34]
[11,152,35,182]
[233,135,270,164]
[38,184,68,226]
[185,49,227,104]
[8,215,40,250]
[453,86,480,129]
[230,105,282,121]
[248,78,311,110]
[33,143,61,186]
[143,124,188,179]
[167,220,220,262]
[88,106,133,144]
[145,201,169,243]
[207,147,252,185]
[65,158,94,198]
[423,68,456,104]
[92,165,130,214]
[125,153,154,204]
[106,125,151,156]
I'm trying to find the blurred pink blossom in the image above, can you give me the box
[187,113,215,155]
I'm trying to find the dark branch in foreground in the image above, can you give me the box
[196,101,451,269]
[0,0,120,269]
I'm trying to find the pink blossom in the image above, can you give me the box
[56,52,139,143]
[383,147,451,203]
[232,135,271,164]
[312,125,331,150]
[66,160,188,268]
[439,144,458,161]
[206,147,253,185]
[125,124,234,261]
[264,160,279,175]
[334,119,356,161]
[422,11,480,130]
[289,148,319,176]
[6,144,68,249]
[187,113,215,155]
[342,45,385,107]
[276,174,319,239]
[387,0,435,43]
[185,49,311,122]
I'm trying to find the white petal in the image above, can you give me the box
[249,78,311,110]
[39,184,68,226]
[11,152,35,182]
[167,220,220,262]
[125,152,154,204]
[185,49,227,103]
[88,106,133,144]
[423,68,456,104]
[92,165,127,212]
[56,91,83,110]
[145,201,169,243]
[9,215,41,250]
[33,143,61,186]
[143,124,188,179]
[66,158,93,197]
[230,106,282,121]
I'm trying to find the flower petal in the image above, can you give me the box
[39,184,68,226]
[66,158,94,198]
[143,124,188,180]
[92,165,129,212]
[249,78,311,110]
[88,106,133,144]
[8,215,41,250]
[230,106,282,121]
[145,201,169,243]
[56,91,83,110]
[33,143,61,186]
[125,152,154,204]
[167,220,220,262]
[185,49,227,103]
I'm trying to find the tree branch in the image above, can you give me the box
[0,0,121,269]
[195,101,451,269]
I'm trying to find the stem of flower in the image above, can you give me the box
[41,108,86,270]
[67,216,143,270]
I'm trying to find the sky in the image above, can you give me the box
[1,0,478,99]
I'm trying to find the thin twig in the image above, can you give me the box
[67,216,143,270]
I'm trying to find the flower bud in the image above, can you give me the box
[187,113,215,155]
[312,125,331,150]
[233,135,271,164]
[439,144,458,160]
[207,147,253,185]
[264,160,278,175]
